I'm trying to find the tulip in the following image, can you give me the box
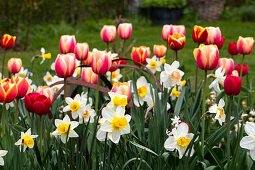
[168,33,186,51]
[0,79,18,103]
[235,64,248,77]
[118,23,132,40]
[110,57,122,72]
[192,25,208,43]
[11,76,29,99]
[74,43,89,61]
[7,58,22,74]
[231,70,239,77]
[100,25,116,43]
[193,44,219,70]
[82,51,93,66]
[0,34,16,49]
[162,25,185,41]
[131,46,150,66]
[91,51,111,75]
[59,35,76,54]
[55,54,76,78]
[224,75,242,96]
[218,58,234,75]
[25,92,51,115]
[205,27,223,49]
[111,82,131,103]
[81,67,98,84]
[237,36,254,55]
[228,42,239,56]
[216,36,225,49]
[36,86,54,103]
[119,57,127,69]
[153,45,167,58]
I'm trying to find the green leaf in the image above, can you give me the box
[205,144,224,169]
[174,87,186,116]
[122,157,152,170]
[216,90,225,103]
[129,141,158,156]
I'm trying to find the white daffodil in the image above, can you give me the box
[164,122,194,159]
[159,56,166,65]
[171,116,181,128]
[50,62,55,71]
[51,115,79,143]
[209,98,225,126]
[17,67,33,78]
[0,102,14,110]
[250,109,255,116]
[15,128,38,152]
[106,69,122,84]
[146,56,162,74]
[240,122,255,160]
[96,106,131,144]
[160,61,184,88]
[40,47,46,64]
[132,76,151,107]
[146,91,170,111]
[0,150,7,166]
[80,92,93,106]
[43,72,54,86]
[107,91,128,109]
[209,66,225,93]
[78,105,96,124]
[63,94,86,119]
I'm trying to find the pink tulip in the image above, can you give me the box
[218,58,234,75]
[55,54,76,78]
[59,35,76,54]
[205,27,223,49]
[7,58,22,74]
[100,25,116,43]
[74,43,89,61]
[91,51,112,75]
[162,25,185,41]
[237,36,254,55]
[118,23,132,40]
[81,67,98,84]
[82,51,93,66]
[36,86,54,103]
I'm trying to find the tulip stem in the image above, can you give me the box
[227,96,233,164]
[1,103,5,143]
[14,99,19,124]
[166,41,168,58]
[40,116,43,152]
[1,49,7,79]
[64,78,67,100]
[237,54,245,128]
[122,39,125,57]
[195,65,198,96]
[95,77,100,114]
[175,50,178,61]
[201,70,207,158]
[107,43,109,52]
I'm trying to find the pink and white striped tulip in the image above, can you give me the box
[237,36,254,55]
[162,25,185,41]
[82,51,93,66]
[7,58,22,74]
[100,25,116,43]
[218,58,234,75]
[81,67,98,84]
[118,23,132,40]
[74,43,89,61]
[91,51,112,75]
[204,27,223,48]
[55,54,76,78]
[59,35,76,54]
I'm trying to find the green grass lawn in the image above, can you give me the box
[2,21,255,87]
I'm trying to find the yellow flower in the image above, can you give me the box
[176,137,190,147]
[15,128,38,152]
[137,86,148,97]
[39,53,51,59]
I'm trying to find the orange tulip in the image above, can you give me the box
[192,25,208,43]
[11,76,29,99]
[0,78,18,103]
[153,45,167,58]
[7,58,22,74]
[168,33,186,51]
[131,46,150,65]
[0,34,16,49]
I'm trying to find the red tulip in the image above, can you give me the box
[36,86,54,103]
[168,33,186,51]
[224,75,242,96]
[7,58,22,74]
[25,92,51,115]
[217,58,234,75]
[11,76,29,99]
[228,42,239,56]
[205,27,224,49]
[0,34,16,49]
[162,25,185,41]
[235,64,249,77]
[131,46,150,66]
[192,25,208,43]
[0,79,18,103]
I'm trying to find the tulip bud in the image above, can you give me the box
[205,27,223,48]
[228,42,239,56]
[36,86,54,103]
[153,45,167,58]
[11,76,29,99]
[231,70,239,77]
[100,25,116,43]
[216,36,225,49]
[0,80,18,103]
[74,43,89,61]
[82,51,93,66]
[162,25,185,41]
[81,67,98,84]
[235,64,249,77]
[168,33,186,51]
[25,92,51,115]
[59,35,76,54]
[224,75,242,96]
[237,36,254,55]
[7,58,22,74]
[131,46,150,66]
[55,54,76,78]
[91,51,112,75]
[118,23,132,40]
[192,25,208,43]
[0,34,16,49]
[111,82,131,103]
[218,58,234,75]
[193,44,219,70]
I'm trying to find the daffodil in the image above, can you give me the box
[17,67,33,78]
[96,106,131,144]
[171,116,181,128]
[0,150,7,166]
[78,104,96,124]
[160,56,166,64]
[43,72,54,86]
[80,92,93,106]
[209,66,225,93]
[0,101,14,110]
[50,62,55,71]
[51,115,79,143]
[146,56,162,74]
[240,122,255,160]
[107,91,128,109]
[171,88,181,100]
[106,69,122,84]
[209,98,225,126]
[63,94,86,119]
[15,128,38,152]
[160,61,184,88]
[164,122,194,159]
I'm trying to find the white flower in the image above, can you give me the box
[43,72,54,86]
[40,47,46,64]
[78,105,96,124]
[209,66,225,93]
[51,115,79,143]
[250,109,255,116]
[209,98,225,126]
[171,116,181,128]
[15,128,38,152]
[160,61,184,88]
[240,122,255,160]
[50,62,55,71]
[96,106,131,144]
[107,91,128,109]
[164,122,194,159]
[0,150,7,166]
[63,94,86,119]
[0,102,14,110]
[17,67,33,78]
[106,69,122,83]
[146,56,162,74]
[80,92,93,106]
[159,56,167,65]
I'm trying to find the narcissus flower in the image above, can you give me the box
[0,150,7,166]
[162,25,185,41]
[0,34,16,49]
[74,43,89,61]
[78,104,96,124]
[132,76,151,107]
[55,54,76,78]
[106,69,122,84]
[16,67,32,78]
[63,94,86,119]
[51,115,79,143]
[81,67,98,84]
[7,58,22,74]
[146,56,162,74]
[209,66,225,93]
[15,128,38,152]
[171,116,181,128]
[131,46,150,66]
[209,98,225,125]
[164,122,194,159]
[192,25,208,43]
[118,23,132,40]
[224,75,242,96]
[43,72,54,86]
[240,122,255,160]
[59,35,76,54]
[11,76,29,99]
[100,25,116,43]
[91,51,112,75]
[228,42,239,56]
[0,79,18,103]
[111,82,131,103]
[235,64,248,77]
[107,91,128,109]
[171,89,181,100]
[218,58,234,75]
[237,36,254,55]
[153,45,167,58]
[168,33,186,51]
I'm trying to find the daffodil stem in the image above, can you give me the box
[1,103,5,147]
[14,99,19,124]
[227,96,233,164]
[201,70,207,158]
[102,133,108,170]
[87,88,90,105]
[64,77,67,101]
[237,55,245,128]
[175,50,178,61]
[40,116,43,152]
[95,78,100,114]
[1,49,7,79]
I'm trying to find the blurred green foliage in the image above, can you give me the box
[139,0,186,8]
